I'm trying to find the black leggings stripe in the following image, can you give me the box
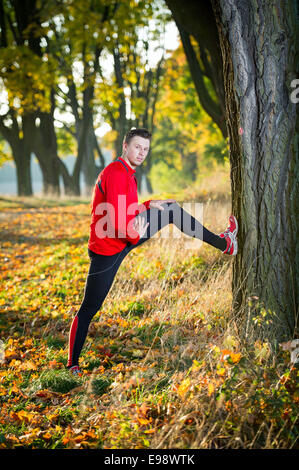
[67,202,226,367]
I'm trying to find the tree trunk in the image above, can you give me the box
[80,82,98,196]
[14,145,33,196]
[0,112,34,196]
[66,76,100,196]
[113,47,127,157]
[93,130,106,171]
[34,111,61,197]
[165,0,227,138]
[56,157,74,196]
[211,0,298,343]
[81,119,98,196]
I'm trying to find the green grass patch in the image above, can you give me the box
[0,196,90,209]
[30,370,81,394]
[91,377,113,396]
[46,336,65,349]
[120,301,146,318]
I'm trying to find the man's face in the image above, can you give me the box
[123,136,150,168]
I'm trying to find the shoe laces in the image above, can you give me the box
[223,218,235,237]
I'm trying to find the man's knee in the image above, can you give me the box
[77,303,101,323]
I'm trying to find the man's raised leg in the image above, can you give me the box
[127,202,237,255]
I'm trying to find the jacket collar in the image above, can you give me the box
[118,156,136,176]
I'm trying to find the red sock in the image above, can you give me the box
[67,315,78,367]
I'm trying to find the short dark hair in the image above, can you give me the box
[124,128,152,145]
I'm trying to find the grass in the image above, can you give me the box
[30,370,81,394]
[0,195,90,209]
[0,174,298,449]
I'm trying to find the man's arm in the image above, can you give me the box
[104,169,140,245]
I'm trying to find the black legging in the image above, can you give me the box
[67,202,226,367]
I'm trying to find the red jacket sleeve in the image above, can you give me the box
[104,169,140,245]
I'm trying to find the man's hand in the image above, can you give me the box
[149,199,176,211]
[133,216,149,238]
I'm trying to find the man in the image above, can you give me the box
[67,128,238,374]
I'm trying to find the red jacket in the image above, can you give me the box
[88,157,151,255]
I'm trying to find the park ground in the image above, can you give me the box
[0,169,298,449]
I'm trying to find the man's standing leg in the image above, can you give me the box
[67,248,128,372]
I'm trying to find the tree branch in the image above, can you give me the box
[178,23,227,138]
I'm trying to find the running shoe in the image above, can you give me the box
[68,365,82,376]
[219,215,238,255]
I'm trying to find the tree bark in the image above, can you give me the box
[56,156,74,196]
[0,112,34,196]
[113,46,127,157]
[34,91,61,197]
[211,0,299,342]
[14,146,32,196]
[82,121,97,196]
[80,84,98,196]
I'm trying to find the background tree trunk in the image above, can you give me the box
[34,93,61,197]
[211,0,299,342]
[0,112,34,196]
[165,0,227,138]
[81,118,98,196]
[80,84,98,197]
[113,46,127,158]
[13,144,32,197]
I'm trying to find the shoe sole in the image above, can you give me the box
[230,215,238,255]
